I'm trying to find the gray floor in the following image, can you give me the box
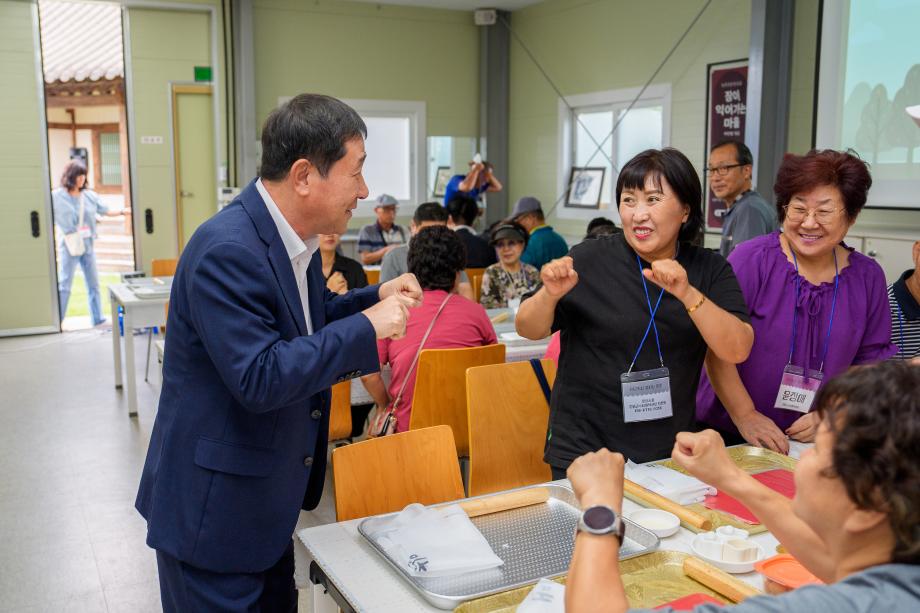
[0,329,336,612]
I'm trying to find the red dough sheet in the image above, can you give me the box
[702,469,796,524]
[655,593,724,609]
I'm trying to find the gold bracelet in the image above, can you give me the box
[686,294,706,314]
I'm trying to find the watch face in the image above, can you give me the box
[583,505,616,530]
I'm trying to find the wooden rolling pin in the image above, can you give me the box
[683,557,762,602]
[624,479,713,531]
[490,311,511,324]
[459,487,550,518]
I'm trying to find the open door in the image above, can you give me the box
[0,0,59,336]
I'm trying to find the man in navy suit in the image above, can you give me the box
[136,94,422,612]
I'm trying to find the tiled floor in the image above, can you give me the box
[0,329,337,612]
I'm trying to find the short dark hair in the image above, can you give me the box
[259,94,367,181]
[413,202,448,225]
[615,148,703,244]
[816,360,920,564]
[586,217,617,235]
[445,194,479,226]
[60,160,89,190]
[407,226,466,291]
[773,149,872,223]
[711,139,753,166]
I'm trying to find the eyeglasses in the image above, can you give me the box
[784,205,844,225]
[705,164,744,176]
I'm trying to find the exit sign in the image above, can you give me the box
[194,66,212,82]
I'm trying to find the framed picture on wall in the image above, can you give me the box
[565,167,605,208]
[704,58,748,230]
[433,166,452,197]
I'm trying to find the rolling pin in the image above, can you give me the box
[683,557,762,602]
[624,479,713,531]
[459,487,550,518]
[490,311,511,324]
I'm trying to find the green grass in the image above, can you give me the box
[64,271,121,319]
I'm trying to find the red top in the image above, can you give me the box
[378,289,498,432]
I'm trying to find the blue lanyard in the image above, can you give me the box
[896,304,905,358]
[628,254,665,372]
[788,248,839,372]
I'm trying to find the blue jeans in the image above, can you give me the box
[58,243,105,325]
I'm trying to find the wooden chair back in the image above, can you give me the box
[328,380,352,442]
[332,425,464,521]
[466,359,556,496]
[365,268,381,285]
[466,267,486,303]
[151,258,178,277]
[408,344,506,456]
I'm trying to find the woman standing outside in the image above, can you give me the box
[53,161,124,326]
[479,220,540,309]
[696,150,897,453]
[516,148,753,471]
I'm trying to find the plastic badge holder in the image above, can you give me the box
[754,554,823,589]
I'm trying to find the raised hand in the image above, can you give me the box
[670,430,743,491]
[541,257,579,299]
[378,273,423,308]
[326,271,348,295]
[362,295,410,340]
[642,259,692,303]
[567,449,625,512]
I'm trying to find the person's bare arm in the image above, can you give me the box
[360,245,393,265]
[515,257,577,340]
[672,430,835,582]
[361,372,390,409]
[457,164,484,191]
[485,172,503,192]
[704,350,789,454]
[565,450,630,613]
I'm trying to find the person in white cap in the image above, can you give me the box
[358,193,408,264]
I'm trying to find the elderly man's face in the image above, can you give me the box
[375,204,397,229]
[307,137,368,234]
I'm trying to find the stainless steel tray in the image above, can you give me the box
[357,484,660,610]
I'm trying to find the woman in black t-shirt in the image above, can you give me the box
[320,233,368,294]
[516,148,753,471]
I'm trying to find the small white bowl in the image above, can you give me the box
[690,533,766,573]
[628,509,680,538]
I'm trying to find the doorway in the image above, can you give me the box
[172,84,217,251]
[39,0,135,331]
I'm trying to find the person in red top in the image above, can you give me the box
[363,225,497,432]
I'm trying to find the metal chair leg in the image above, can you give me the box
[144,328,152,382]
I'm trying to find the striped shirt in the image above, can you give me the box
[888,270,920,360]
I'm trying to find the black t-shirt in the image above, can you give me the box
[539,233,750,466]
[327,253,368,290]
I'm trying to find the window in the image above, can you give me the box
[342,99,426,215]
[99,131,121,186]
[559,84,670,220]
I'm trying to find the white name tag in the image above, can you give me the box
[621,367,674,423]
[774,365,823,413]
[78,225,91,239]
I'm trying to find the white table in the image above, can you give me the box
[109,279,171,416]
[299,443,811,612]
[487,308,551,363]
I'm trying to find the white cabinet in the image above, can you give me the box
[845,231,917,284]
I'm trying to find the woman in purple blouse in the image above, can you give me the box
[696,150,897,453]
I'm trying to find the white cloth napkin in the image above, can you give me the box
[363,503,504,578]
[516,579,565,613]
[625,460,717,505]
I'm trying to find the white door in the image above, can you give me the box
[0,0,58,336]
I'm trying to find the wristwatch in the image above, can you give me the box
[577,505,625,544]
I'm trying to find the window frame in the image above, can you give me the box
[557,84,671,221]
[343,99,426,217]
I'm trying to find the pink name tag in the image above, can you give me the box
[774,365,823,413]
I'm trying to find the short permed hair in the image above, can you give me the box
[413,202,448,225]
[710,139,754,167]
[615,148,703,244]
[60,160,89,191]
[259,94,367,181]
[815,360,920,564]
[407,225,466,292]
[773,149,872,223]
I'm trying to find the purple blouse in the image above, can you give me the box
[696,231,897,434]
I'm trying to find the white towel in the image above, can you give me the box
[625,460,716,505]
[516,579,565,613]
[363,503,504,578]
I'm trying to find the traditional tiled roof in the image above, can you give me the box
[39,0,123,84]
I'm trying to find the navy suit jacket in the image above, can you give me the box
[135,180,380,573]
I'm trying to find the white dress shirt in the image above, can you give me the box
[256,179,319,335]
